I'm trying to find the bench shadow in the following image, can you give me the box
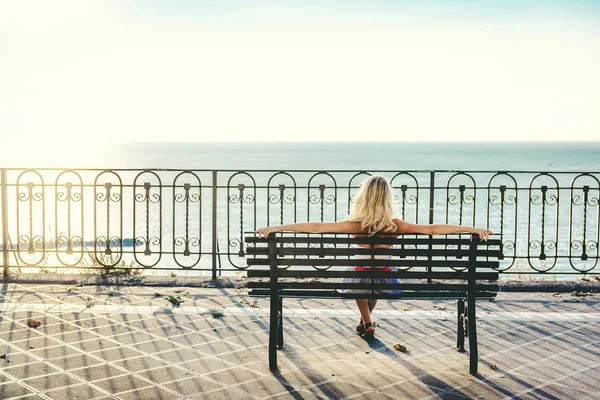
[363,335,546,399]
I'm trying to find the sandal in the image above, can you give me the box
[362,322,375,340]
[355,319,364,335]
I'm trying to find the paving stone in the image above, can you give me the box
[0,351,38,365]
[0,382,34,398]
[30,345,83,360]
[216,348,269,367]
[44,383,107,399]
[66,338,120,353]
[109,331,158,345]
[134,339,183,354]
[48,354,103,370]
[162,376,224,396]
[114,386,180,400]
[92,374,153,394]
[136,365,192,384]
[86,323,137,337]
[203,366,265,386]
[3,362,60,380]
[8,336,62,351]
[70,363,129,381]
[90,346,142,361]
[191,339,246,355]
[51,330,100,343]
[177,357,234,374]
[112,356,168,372]
[187,387,256,400]
[22,372,81,391]
[152,348,209,363]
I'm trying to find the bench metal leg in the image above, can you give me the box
[457,299,465,352]
[467,293,478,375]
[269,294,279,371]
[277,297,284,349]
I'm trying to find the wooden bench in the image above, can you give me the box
[244,233,502,375]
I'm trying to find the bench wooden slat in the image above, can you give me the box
[270,248,501,258]
[248,282,499,291]
[246,269,499,280]
[246,258,500,268]
[245,236,502,247]
[248,289,497,299]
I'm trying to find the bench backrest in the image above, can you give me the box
[245,233,502,297]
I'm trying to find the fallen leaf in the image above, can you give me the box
[167,296,184,306]
[27,319,42,328]
[393,344,407,352]
[403,307,412,311]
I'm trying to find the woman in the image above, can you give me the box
[257,175,492,339]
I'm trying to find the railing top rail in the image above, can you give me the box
[1,168,599,174]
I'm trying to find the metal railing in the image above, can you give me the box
[0,168,598,278]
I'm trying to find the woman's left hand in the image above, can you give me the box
[256,227,277,238]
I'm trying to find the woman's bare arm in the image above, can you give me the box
[394,219,493,241]
[256,221,360,238]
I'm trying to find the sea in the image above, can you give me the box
[9,141,598,171]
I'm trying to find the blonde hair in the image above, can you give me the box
[347,175,397,235]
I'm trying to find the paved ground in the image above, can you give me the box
[0,282,598,399]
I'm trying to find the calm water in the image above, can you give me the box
[5,141,600,171]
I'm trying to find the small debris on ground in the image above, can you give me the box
[211,311,224,318]
[393,344,407,352]
[170,272,177,278]
[173,289,184,293]
[403,307,412,311]
[154,293,162,297]
[27,319,42,328]
[167,296,184,306]
[85,297,94,308]
[490,364,498,370]
[0,354,6,359]
[433,305,446,310]
[563,297,580,303]
[572,291,593,299]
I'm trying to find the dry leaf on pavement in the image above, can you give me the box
[393,344,407,352]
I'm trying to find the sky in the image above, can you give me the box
[0,0,599,143]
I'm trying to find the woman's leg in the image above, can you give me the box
[356,299,371,323]
[369,299,378,312]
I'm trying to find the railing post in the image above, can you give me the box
[427,171,435,283]
[212,170,218,280]
[1,169,9,279]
